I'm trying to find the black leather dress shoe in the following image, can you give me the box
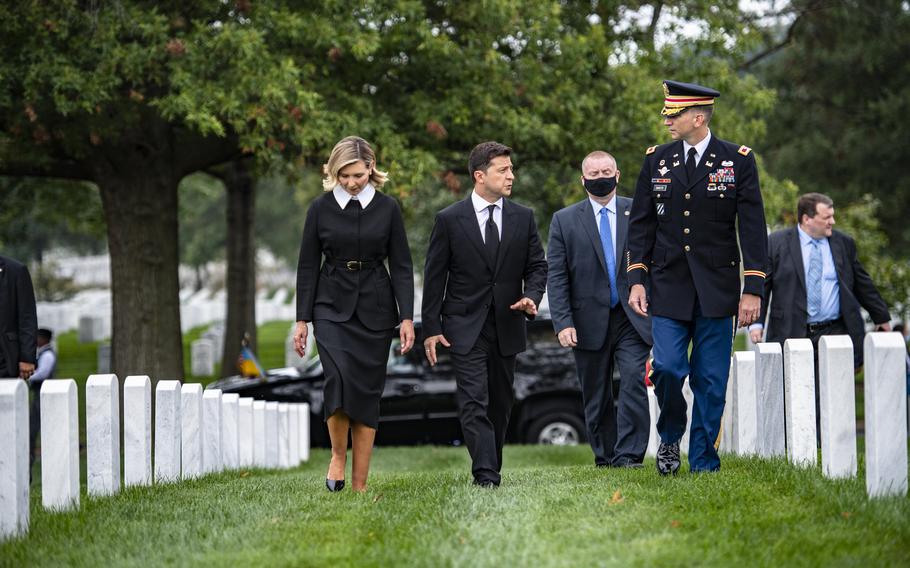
[656,442,681,476]
[614,461,644,469]
[472,480,498,488]
[325,479,345,492]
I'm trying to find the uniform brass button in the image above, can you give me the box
[684,211,690,217]
[730,261,735,266]
[684,245,691,252]
[684,228,690,234]
[720,194,725,199]
[685,193,691,200]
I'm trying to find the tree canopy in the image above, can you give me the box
[6,1,896,376]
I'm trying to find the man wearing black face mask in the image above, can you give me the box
[547,151,652,468]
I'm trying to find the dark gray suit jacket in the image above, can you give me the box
[0,256,37,377]
[547,196,652,350]
[758,227,890,366]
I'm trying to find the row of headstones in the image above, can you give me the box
[0,375,310,541]
[646,333,908,498]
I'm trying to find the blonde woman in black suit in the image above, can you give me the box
[294,136,415,493]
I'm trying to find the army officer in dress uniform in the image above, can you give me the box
[626,80,768,475]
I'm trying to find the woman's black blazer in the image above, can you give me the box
[296,191,414,331]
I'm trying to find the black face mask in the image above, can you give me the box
[584,176,617,197]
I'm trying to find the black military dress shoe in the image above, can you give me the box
[325,479,345,492]
[656,442,681,476]
[472,479,499,489]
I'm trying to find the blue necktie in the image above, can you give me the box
[807,240,822,318]
[599,208,619,308]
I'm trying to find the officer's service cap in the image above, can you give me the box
[661,80,720,117]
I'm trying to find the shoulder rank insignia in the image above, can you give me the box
[646,145,657,155]
[738,145,752,156]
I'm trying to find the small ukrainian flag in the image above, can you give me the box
[238,345,266,378]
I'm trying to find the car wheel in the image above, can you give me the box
[526,413,584,446]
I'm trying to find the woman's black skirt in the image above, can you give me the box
[314,316,393,429]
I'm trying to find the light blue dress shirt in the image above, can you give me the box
[798,226,840,323]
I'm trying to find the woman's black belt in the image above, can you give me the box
[324,258,382,271]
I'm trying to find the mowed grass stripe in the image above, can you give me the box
[1,445,908,567]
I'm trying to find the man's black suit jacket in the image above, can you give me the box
[547,196,652,350]
[758,227,890,366]
[422,196,548,357]
[0,255,37,377]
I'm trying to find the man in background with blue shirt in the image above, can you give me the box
[750,192,891,370]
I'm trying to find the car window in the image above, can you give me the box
[517,322,573,372]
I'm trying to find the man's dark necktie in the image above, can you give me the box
[485,204,500,264]
[686,147,698,183]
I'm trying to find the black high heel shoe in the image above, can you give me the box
[325,479,345,492]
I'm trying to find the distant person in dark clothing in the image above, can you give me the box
[0,255,37,380]
[29,328,57,465]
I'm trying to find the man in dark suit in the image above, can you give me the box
[627,81,768,475]
[750,192,891,368]
[423,141,548,487]
[547,150,652,468]
[0,255,37,381]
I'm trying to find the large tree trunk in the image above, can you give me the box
[220,159,257,377]
[97,169,183,381]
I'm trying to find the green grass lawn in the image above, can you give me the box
[3,446,909,566]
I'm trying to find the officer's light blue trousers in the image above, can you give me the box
[651,313,736,472]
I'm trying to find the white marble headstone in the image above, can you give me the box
[191,338,215,377]
[222,393,240,470]
[86,374,121,496]
[721,368,735,453]
[265,402,279,468]
[646,387,659,457]
[755,342,786,458]
[123,376,152,487]
[818,335,857,479]
[203,389,223,473]
[784,339,817,467]
[154,380,182,483]
[299,402,311,463]
[864,332,908,497]
[79,314,104,343]
[253,400,267,467]
[181,383,204,480]
[96,343,111,374]
[0,379,29,540]
[238,398,254,467]
[41,379,80,510]
[731,351,758,455]
[278,403,290,469]
[679,378,694,455]
[289,403,300,466]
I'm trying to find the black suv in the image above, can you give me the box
[208,318,590,447]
